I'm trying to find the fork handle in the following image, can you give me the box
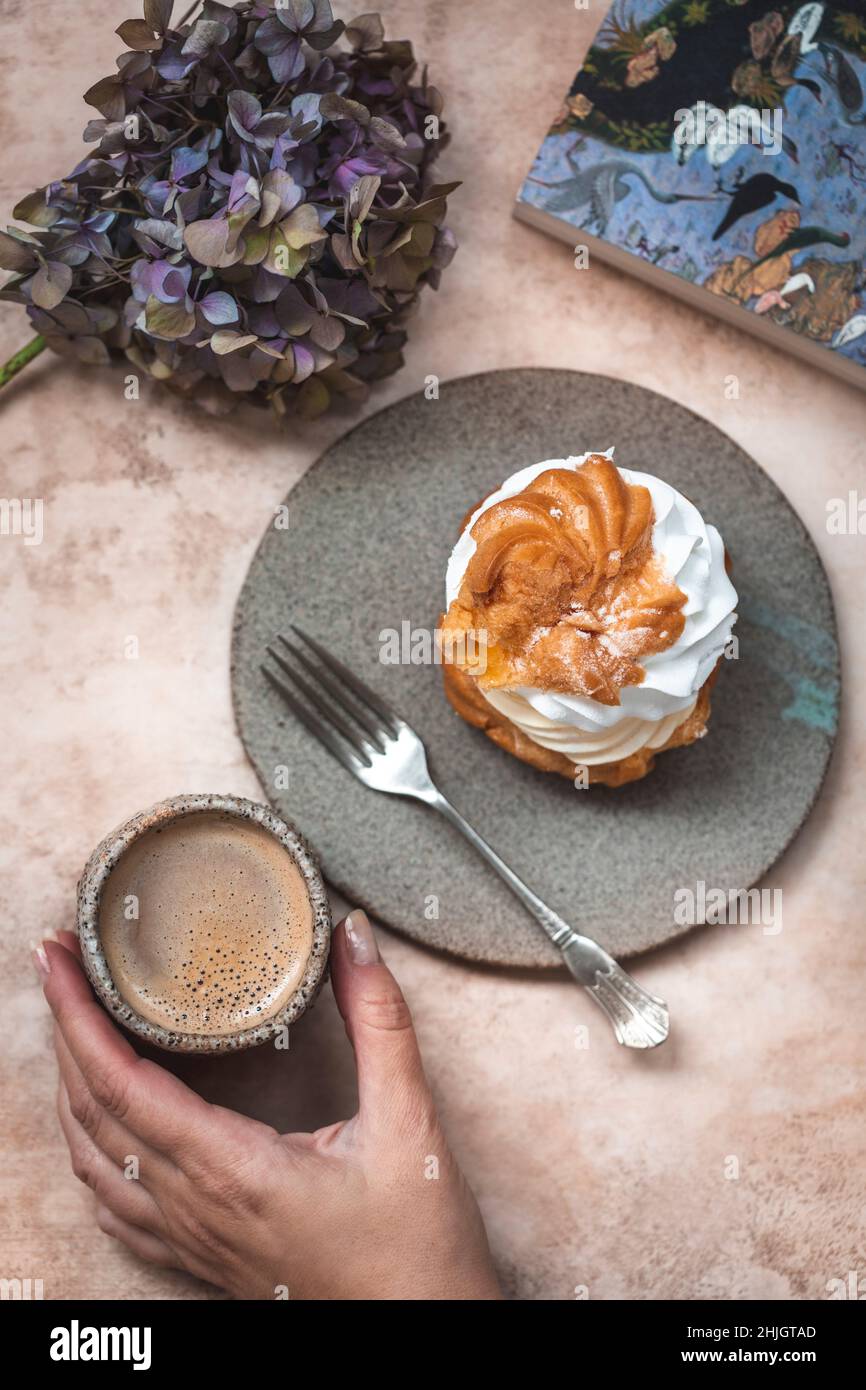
[426,791,669,1049]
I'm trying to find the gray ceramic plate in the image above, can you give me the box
[232,369,839,967]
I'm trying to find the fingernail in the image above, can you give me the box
[344,910,379,966]
[30,941,51,979]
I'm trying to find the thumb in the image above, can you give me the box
[330,910,436,1139]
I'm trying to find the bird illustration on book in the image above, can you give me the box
[832,313,866,349]
[713,173,801,242]
[788,2,824,55]
[814,41,866,117]
[753,274,815,314]
[754,288,792,314]
[672,103,799,169]
[528,141,714,234]
[779,272,816,299]
[733,225,852,287]
[770,33,823,101]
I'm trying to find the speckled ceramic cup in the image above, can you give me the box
[76,793,332,1054]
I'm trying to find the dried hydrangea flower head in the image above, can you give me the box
[0,1,458,417]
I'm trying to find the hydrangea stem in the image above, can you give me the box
[0,335,47,391]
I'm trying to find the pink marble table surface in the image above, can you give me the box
[1,1,864,1301]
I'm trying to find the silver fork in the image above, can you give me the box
[262,627,669,1049]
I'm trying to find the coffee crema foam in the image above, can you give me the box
[99,812,314,1036]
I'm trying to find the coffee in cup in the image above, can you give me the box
[77,794,331,1053]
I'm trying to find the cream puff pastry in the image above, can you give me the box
[440,450,737,787]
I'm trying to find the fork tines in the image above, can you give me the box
[262,626,397,771]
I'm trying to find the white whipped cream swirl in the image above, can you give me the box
[445,451,738,764]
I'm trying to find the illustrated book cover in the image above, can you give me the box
[515,1,866,389]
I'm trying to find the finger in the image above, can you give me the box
[95,1206,220,1288]
[58,1073,235,1285]
[95,1205,182,1270]
[57,1082,168,1236]
[55,929,81,960]
[30,929,79,978]
[54,1026,172,1184]
[40,938,218,1166]
[329,911,438,1139]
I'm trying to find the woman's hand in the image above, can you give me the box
[35,913,502,1300]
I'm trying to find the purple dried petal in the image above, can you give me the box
[275,0,316,33]
[0,231,38,273]
[290,93,323,135]
[254,14,291,54]
[62,336,111,366]
[268,39,306,85]
[274,282,316,334]
[247,266,284,303]
[155,40,198,81]
[289,340,316,383]
[207,158,234,188]
[30,261,74,310]
[345,13,384,51]
[245,302,281,337]
[308,312,344,350]
[181,19,230,57]
[170,146,209,182]
[184,217,231,266]
[308,0,342,39]
[319,277,382,320]
[431,226,457,269]
[144,0,174,35]
[260,169,302,225]
[227,90,263,142]
[254,16,305,84]
[140,175,173,212]
[176,184,205,223]
[218,347,273,391]
[131,258,191,304]
[228,168,259,213]
[368,117,406,153]
[327,152,387,199]
[133,218,184,252]
[254,112,294,149]
[124,294,145,328]
[145,294,197,340]
[13,188,63,228]
[210,329,258,354]
[199,290,239,325]
[202,1,238,31]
